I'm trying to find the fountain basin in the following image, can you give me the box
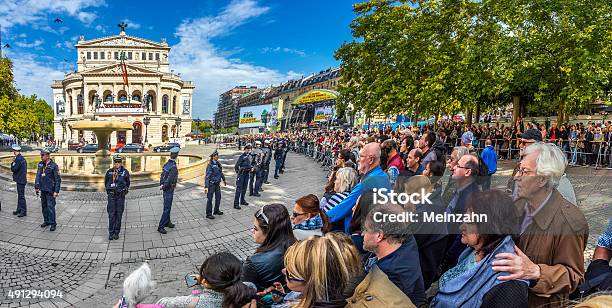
[0,153,206,191]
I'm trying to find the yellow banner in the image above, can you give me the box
[293,90,338,105]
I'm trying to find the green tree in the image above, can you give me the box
[0,57,18,99]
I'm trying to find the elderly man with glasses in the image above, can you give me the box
[492,142,588,308]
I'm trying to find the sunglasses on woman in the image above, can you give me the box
[282,268,305,283]
[256,205,269,224]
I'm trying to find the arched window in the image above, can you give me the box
[105,95,113,102]
[162,95,169,113]
[77,94,84,114]
[172,96,176,115]
[117,90,128,102]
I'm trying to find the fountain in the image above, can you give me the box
[0,119,206,191]
[71,120,133,156]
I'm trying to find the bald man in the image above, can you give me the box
[327,142,392,234]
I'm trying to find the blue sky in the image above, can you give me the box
[0,0,360,119]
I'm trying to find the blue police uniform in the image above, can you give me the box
[205,158,225,216]
[254,148,267,194]
[158,157,178,232]
[234,150,252,208]
[104,165,130,239]
[11,153,27,216]
[280,140,288,172]
[248,149,259,196]
[274,143,284,178]
[262,144,272,184]
[34,159,61,228]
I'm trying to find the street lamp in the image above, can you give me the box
[175,117,182,138]
[143,116,151,144]
[39,119,46,144]
[60,118,67,144]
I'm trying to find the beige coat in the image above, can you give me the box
[516,189,589,308]
[345,266,415,308]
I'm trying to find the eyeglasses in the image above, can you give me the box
[517,168,536,176]
[520,139,536,146]
[455,164,470,170]
[282,268,305,283]
[256,205,269,224]
[292,212,307,218]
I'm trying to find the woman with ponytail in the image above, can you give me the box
[291,194,330,241]
[156,252,256,308]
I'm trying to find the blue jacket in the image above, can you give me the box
[205,160,225,188]
[35,159,61,193]
[160,159,178,191]
[104,166,130,194]
[432,236,528,308]
[11,154,27,185]
[480,145,497,175]
[365,236,426,306]
[234,152,253,174]
[326,166,391,233]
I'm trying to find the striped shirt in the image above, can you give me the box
[322,191,350,213]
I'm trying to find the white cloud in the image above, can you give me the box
[5,51,64,105]
[15,39,45,49]
[171,0,301,118]
[121,18,141,30]
[260,46,306,57]
[95,24,107,33]
[0,0,104,30]
[77,11,97,25]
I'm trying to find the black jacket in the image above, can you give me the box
[242,247,286,291]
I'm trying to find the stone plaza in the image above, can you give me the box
[0,144,610,307]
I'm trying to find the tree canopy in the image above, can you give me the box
[335,0,612,125]
[0,57,54,139]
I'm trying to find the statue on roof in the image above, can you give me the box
[118,21,128,33]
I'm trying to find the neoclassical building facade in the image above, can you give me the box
[52,27,194,146]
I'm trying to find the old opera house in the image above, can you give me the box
[52,26,194,146]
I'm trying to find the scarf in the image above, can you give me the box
[293,214,323,231]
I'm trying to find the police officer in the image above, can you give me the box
[104,155,130,240]
[234,144,252,209]
[35,148,61,231]
[279,138,289,174]
[10,144,27,217]
[249,141,263,197]
[204,150,226,219]
[273,140,284,179]
[253,141,268,194]
[262,139,272,185]
[158,147,179,234]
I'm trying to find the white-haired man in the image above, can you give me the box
[492,142,588,308]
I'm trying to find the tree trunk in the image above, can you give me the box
[465,106,473,126]
[475,102,481,124]
[512,95,521,127]
[557,98,566,124]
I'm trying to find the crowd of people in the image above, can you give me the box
[110,119,611,308]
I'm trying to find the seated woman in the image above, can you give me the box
[291,194,331,240]
[431,190,528,308]
[243,204,296,291]
[321,167,358,213]
[272,234,362,307]
[156,252,255,308]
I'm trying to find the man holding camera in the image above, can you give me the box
[104,155,130,240]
